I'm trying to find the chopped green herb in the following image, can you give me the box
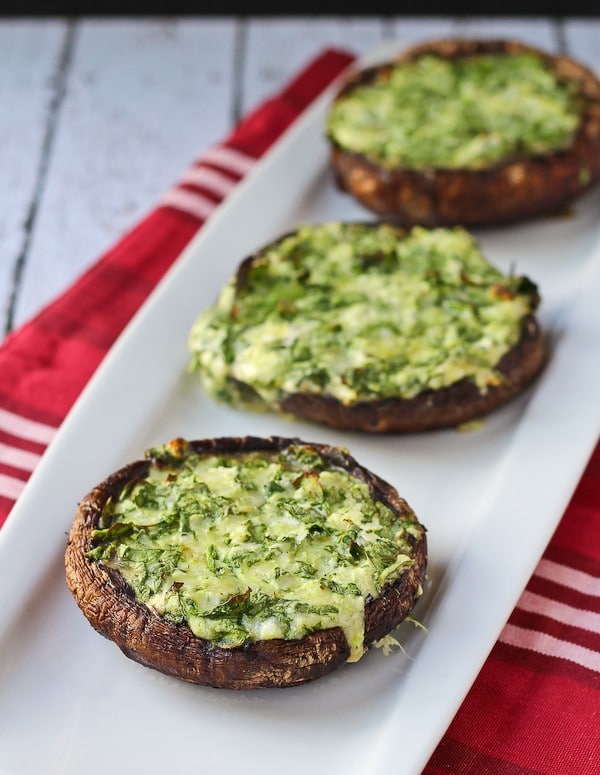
[327,52,583,170]
[189,223,539,409]
[87,443,423,660]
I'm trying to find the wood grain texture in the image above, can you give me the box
[12,18,237,328]
[1,17,599,338]
[0,20,68,332]
[241,17,384,116]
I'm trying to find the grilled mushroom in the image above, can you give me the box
[189,222,544,432]
[65,436,427,689]
[327,39,600,227]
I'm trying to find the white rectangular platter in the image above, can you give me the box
[1,52,600,775]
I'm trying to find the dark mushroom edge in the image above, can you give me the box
[327,39,600,227]
[65,436,427,689]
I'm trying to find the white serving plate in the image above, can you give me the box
[1,52,600,774]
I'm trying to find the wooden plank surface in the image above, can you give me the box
[564,18,600,69]
[2,16,599,336]
[241,17,384,115]
[0,20,68,331]
[454,16,557,48]
[12,18,238,329]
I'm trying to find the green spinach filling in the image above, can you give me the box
[89,441,422,660]
[327,52,582,169]
[189,223,539,408]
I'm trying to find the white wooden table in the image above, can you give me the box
[1,16,599,336]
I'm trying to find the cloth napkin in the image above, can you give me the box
[1,48,599,774]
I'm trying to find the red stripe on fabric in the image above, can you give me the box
[0,470,27,520]
[0,210,199,428]
[528,574,600,615]
[0,407,56,446]
[425,737,545,775]
[177,185,226,207]
[33,265,159,346]
[0,42,596,772]
[427,652,600,774]
[493,638,600,690]
[0,465,30,491]
[0,495,18,528]
[0,390,64,429]
[0,430,47,457]
[546,442,600,564]
[543,543,600,580]
[0,467,28,487]
[517,590,600,634]
[226,49,354,160]
[158,201,209,228]
[0,49,356,531]
[197,146,255,177]
[180,165,239,196]
[0,443,42,473]
[162,188,217,221]
[507,607,600,657]
[427,437,600,771]
[537,556,600,594]
[178,182,224,205]
[0,51,354,431]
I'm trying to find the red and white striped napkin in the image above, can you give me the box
[1,48,599,774]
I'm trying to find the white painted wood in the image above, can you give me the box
[388,17,558,53]
[387,16,458,47]
[454,16,557,50]
[241,17,385,115]
[3,16,595,337]
[13,18,237,329]
[0,20,67,330]
[564,19,600,71]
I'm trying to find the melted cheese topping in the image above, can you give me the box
[188,224,539,409]
[89,441,424,661]
[327,52,582,170]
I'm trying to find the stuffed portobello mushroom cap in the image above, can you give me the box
[327,39,600,227]
[188,222,544,433]
[65,436,427,689]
